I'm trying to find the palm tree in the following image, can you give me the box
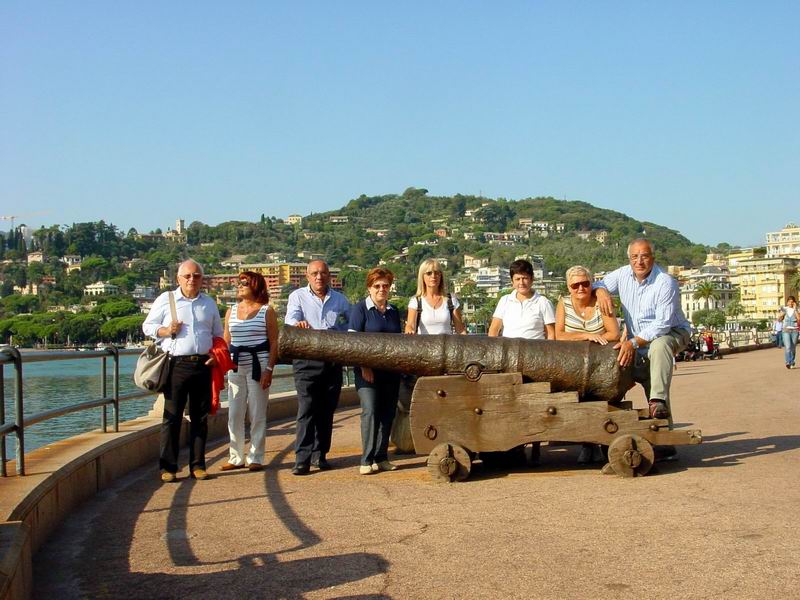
[693,281,720,310]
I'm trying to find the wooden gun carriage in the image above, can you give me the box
[278,328,702,481]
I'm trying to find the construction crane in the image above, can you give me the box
[0,211,49,232]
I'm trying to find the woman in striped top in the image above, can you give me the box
[555,265,621,465]
[221,271,278,472]
[555,265,620,345]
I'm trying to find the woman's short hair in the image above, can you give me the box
[415,258,448,297]
[239,271,269,304]
[509,259,533,278]
[366,267,394,289]
[565,265,592,283]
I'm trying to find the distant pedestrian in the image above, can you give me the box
[221,271,278,473]
[348,268,402,475]
[773,318,784,347]
[405,258,466,335]
[285,260,351,475]
[143,259,223,482]
[778,296,798,369]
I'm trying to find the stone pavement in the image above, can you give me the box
[33,348,800,599]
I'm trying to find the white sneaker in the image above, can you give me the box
[359,465,374,475]
[372,460,398,472]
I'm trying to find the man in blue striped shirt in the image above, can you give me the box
[595,239,691,424]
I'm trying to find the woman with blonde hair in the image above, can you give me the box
[555,265,620,464]
[404,258,466,335]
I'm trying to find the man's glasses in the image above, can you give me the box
[180,273,203,280]
[569,281,591,290]
[629,254,653,262]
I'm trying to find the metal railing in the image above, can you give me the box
[0,346,350,477]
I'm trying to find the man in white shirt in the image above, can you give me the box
[143,259,223,483]
[488,259,555,340]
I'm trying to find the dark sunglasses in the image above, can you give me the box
[237,280,250,287]
[569,280,591,290]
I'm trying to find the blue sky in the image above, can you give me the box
[1,2,797,247]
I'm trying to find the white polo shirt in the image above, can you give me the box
[492,291,555,340]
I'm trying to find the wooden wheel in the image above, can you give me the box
[427,443,472,482]
[607,434,654,478]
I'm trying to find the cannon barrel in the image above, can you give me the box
[278,328,634,402]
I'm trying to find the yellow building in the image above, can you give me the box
[766,223,800,258]
[727,247,765,273]
[732,257,800,320]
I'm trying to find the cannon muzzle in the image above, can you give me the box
[278,328,634,402]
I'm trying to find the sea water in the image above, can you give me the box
[1,353,297,458]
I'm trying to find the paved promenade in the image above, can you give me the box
[33,348,800,599]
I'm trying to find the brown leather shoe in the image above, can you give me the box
[191,468,208,480]
[160,471,177,483]
[648,399,670,419]
[220,462,245,471]
[248,463,263,471]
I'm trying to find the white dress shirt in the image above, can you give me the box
[492,291,555,340]
[142,288,223,355]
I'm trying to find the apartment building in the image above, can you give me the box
[732,257,800,320]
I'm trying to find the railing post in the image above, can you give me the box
[111,345,120,432]
[100,353,108,433]
[0,367,6,478]
[9,347,24,476]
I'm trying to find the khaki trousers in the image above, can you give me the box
[632,328,691,418]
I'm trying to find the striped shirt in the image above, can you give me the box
[562,296,605,334]
[595,264,690,342]
[229,304,269,369]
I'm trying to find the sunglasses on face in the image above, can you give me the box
[371,284,390,290]
[237,280,250,287]
[569,280,591,290]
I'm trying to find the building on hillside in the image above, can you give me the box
[463,232,477,240]
[201,274,239,292]
[679,266,736,321]
[366,228,389,237]
[13,283,45,296]
[175,219,185,235]
[132,285,158,301]
[475,266,511,297]
[221,255,249,268]
[732,257,800,320]
[532,276,567,301]
[287,214,303,226]
[329,215,349,224]
[727,247,765,272]
[766,223,800,258]
[84,281,120,296]
[705,253,728,268]
[297,251,325,261]
[554,223,565,233]
[163,228,187,243]
[27,251,45,264]
[595,230,609,245]
[463,254,489,270]
[434,228,449,238]
[60,254,82,267]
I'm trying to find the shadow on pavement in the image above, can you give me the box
[656,434,800,474]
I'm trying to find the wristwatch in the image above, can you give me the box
[630,338,639,350]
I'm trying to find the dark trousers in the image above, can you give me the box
[293,359,343,466]
[357,375,400,466]
[160,357,211,473]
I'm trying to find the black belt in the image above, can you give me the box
[173,354,208,362]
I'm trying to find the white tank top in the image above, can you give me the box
[229,304,269,368]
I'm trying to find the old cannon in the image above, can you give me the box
[278,327,702,480]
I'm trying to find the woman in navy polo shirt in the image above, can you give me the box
[348,267,403,475]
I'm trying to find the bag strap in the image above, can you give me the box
[415,296,422,334]
[168,291,178,339]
